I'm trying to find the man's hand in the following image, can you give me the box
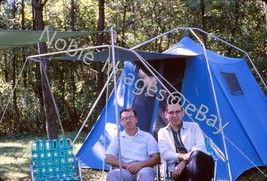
[126,162,144,174]
[172,161,187,180]
[178,152,192,161]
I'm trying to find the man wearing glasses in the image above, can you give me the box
[158,102,214,181]
[106,108,160,181]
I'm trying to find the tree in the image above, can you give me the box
[264,0,267,30]
[95,0,105,114]
[0,0,266,136]
[32,0,58,139]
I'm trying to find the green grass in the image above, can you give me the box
[0,132,106,181]
[0,132,266,181]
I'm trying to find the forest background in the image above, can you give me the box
[0,0,266,146]
[0,0,266,180]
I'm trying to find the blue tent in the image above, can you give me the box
[75,36,267,180]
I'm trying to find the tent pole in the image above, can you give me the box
[72,61,120,144]
[134,53,229,163]
[132,26,266,91]
[27,45,110,59]
[131,28,179,50]
[190,28,267,91]
[189,29,233,181]
[40,62,65,138]
[28,57,66,137]
[0,57,29,124]
[110,27,123,181]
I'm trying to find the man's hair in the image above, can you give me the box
[120,107,137,118]
[165,98,182,111]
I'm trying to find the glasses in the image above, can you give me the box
[167,109,183,116]
[121,116,135,121]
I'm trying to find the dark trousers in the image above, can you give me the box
[174,150,215,181]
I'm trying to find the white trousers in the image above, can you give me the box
[106,167,155,181]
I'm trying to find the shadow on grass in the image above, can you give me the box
[0,131,88,181]
[0,145,30,178]
[237,166,267,181]
[82,168,107,180]
[1,131,266,181]
[0,146,23,155]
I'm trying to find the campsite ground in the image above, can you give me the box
[0,132,105,181]
[0,132,266,181]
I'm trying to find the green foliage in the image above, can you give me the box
[0,0,266,136]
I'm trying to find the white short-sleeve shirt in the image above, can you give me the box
[106,128,159,163]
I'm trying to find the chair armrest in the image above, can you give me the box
[30,163,34,181]
[75,158,83,181]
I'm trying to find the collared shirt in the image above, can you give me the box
[106,128,159,164]
[170,124,188,154]
[158,121,207,171]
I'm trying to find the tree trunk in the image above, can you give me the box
[21,0,27,88]
[121,4,127,47]
[3,51,8,82]
[96,0,105,114]
[227,0,240,55]
[32,0,58,139]
[35,64,46,132]
[70,63,78,130]
[263,0,267,31]
[200,0,207,45]
[70,0,78,130]
[12,53,20,134]
[10,1,20,135]
[32,2,45,133]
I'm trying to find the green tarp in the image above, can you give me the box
[0,29,193,62]
[0,29,101,49]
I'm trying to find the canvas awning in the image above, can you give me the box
[0,29,101,49]
[0,30,199,62]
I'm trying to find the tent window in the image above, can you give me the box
[221,72,243,96]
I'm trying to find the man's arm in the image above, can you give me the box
[139,153,161,167]
[172,160,187,180]
[126,153,160,174]
[158,128,179,162]
[106,153,160,174]
[106,154,128,169]
[190,123,207,153]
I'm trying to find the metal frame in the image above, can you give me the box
[30,138,83,181]
[26,27,267,181]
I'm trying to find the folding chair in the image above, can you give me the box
[205,137,218,181]
[30,138,82,181]
[160,137,218,181]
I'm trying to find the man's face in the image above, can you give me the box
[165,104,184,127]
[120,111,138,130]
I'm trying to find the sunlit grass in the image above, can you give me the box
[0,131,106,181]
[0,132,266,180]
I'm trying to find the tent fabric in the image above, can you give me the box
[53,48,184,62]
[0,30,100,49]
[75,36,267,180]
[165,37,267,180]
[76,61,138,170]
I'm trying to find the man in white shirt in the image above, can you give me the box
[106,108,160,181]
[158,103,214,181]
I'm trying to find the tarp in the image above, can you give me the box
[0,29,99,49]
[2,28,265,180]
[75,36,267,180]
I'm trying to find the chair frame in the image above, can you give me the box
[30,138,82,181]
[160,137,218,181]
